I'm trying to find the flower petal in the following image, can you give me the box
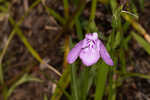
[98,40,114,66]
[85,32,98,40]
[67,40,83,64]
[79,47,100,66]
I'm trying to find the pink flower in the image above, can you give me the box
[67,32,114,66]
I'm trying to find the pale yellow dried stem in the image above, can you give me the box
[122,13,150,43]
[63,36,70,69]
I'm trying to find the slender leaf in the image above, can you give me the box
[6,74,41,99]
[45,6,65,24]
[132,31,150,54]
[94,62,109,100]
[71,63,79,100]
[44,94,48,100]
[79,66,96,100]
[63,0,69,19]
[51,63,70,100]
[75,17,83,40]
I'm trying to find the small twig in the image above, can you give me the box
[45,26,59,31]
[121,10,138,19]
[24,0,29,12]
[41,60,62,76]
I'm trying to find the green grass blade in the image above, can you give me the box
[71,63,79,100]
[65,0,86,29]
[9,17,42,62]
[6,74,41,99]
[113,31,121,49]
[108,70,116,100]
[117,71,150,80]
[45,6,65,24]
[75,17,83,40]
[44,94,48,100]
[108,57,117,100]
[51,37,72,100]
[119,49,126,73]
[0,63,4,84]
[139,0,144,11]
[69,37,79,100]
[51,66,70,100]
[63,0,69,19]
[78,68,89,100]
[0,30,15,85]
[8,17,61,76]
[79,67,96,100]
[132,31,150,54]
[110,0,117,13]
[89,0,97,22]
[94,62,109,100]
[72,0,79,5]
[0,0,41,85]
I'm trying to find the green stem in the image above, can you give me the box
[0,31,15,85]
[45,6,65,24]
[89,0,97,22]
[63,0,69,19]
[51,0,86,47]
[71,63,79,100]
[94,62,109,100]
